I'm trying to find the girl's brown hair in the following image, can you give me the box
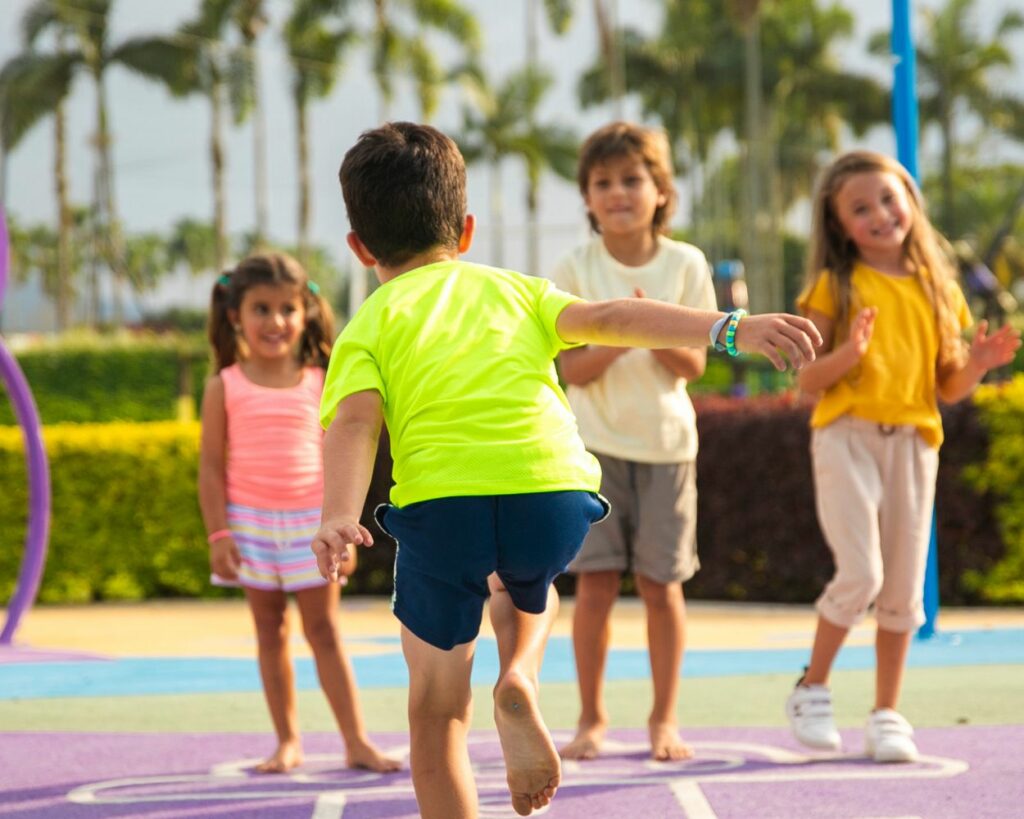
[802,150,965,373]
[207,252,335,372]
[577,121,677,236]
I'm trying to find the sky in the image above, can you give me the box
[2,0,1023,330]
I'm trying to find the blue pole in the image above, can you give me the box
[892,1,939,639]
[891,1,920,180]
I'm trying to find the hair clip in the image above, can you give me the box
[217,274,231,287]
[307,281,320,295]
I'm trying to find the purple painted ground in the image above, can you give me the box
[1,726,1021,818]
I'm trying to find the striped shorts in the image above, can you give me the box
[211,503,328,592]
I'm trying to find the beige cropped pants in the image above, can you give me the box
[811,415,938,633]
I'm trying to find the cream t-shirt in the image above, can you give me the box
[549,235,717,463]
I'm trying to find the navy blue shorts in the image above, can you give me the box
[375,491,609,650]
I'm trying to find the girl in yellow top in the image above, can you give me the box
[786,151,1020,763]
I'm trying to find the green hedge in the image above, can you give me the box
[2,391,1021,605]
[0,337,207,425]
[963,375,1024,602]
[0,422,223,603]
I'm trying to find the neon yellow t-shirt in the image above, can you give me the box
[797,262,971,448]
[320,260,602,506]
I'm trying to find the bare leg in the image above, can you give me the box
[874,627,911,710]
[245,587,302,773]
[487,575,561,816]
[295,584,401,772]
[801,614,850,687]
[560,570,620,760]
[402,626,478,819]
[636,575,693,761]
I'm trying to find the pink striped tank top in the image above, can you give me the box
[221,363,325,509]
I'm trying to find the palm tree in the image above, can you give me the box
[368,0,481,122]
[167,218,221,277]
[233,0,270,245]
[115,0,244,272]
[283,0,358,261]
[871,0,1024,236]
[20,0,138,323]
[581,0,887,310]
[457,65,577,274]
[0,48,76,328]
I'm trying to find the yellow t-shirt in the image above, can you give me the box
[797,262,971,448]
[320,260,602,507]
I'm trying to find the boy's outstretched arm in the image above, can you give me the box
[557,299,822,371]
[312,389,383,582]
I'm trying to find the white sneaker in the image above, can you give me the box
[865,709,918,763]
[786,683,841,750]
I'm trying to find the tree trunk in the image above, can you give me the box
[210,75,228,271]
[526,176,539,277]
[741,9,770,313]
[55,99,71,331]
[296,98,311,264]
[375,0,390,123]
[251,43,269,245]
[96,72,125,324]
[593,0,624,118]
[939,100,955,236]
[525,0,539,276]
[490,159,505,267]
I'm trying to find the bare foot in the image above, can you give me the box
[559,722,607,761]
[255,740,303,773]
[494,670,561,816]
[649,722,694,762]
[346,739,403,773]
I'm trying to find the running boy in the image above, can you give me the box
[312,122,821,819]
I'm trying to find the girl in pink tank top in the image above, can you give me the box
[198,252,400,774]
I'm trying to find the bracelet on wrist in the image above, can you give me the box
[207,529,232,544]
[710,314,731,352]
[724,309,747,357]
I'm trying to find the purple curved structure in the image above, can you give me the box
[0,205,51,644]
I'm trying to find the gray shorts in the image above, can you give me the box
[568,451,700,584]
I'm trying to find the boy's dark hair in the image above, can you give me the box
[208,251,334,372]
[577,121,677,235]
[339,122,467,267]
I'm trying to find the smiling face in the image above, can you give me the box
[831,169,915,265]
[232,283,306,362]
[583,154,668,238]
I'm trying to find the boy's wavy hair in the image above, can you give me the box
[577,121,677,236]
[339,122,466,267]
[802,150,965,373]
[208,252,335,373]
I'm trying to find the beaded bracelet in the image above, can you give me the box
[724,309,747,357]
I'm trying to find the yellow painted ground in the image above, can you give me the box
[7,597,1024,659]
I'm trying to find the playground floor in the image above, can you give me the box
[2,598,1023,818]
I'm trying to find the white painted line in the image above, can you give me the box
[311,791,346,819]
[671,780,718,819]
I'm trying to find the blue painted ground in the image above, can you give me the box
[3,628,1022,699]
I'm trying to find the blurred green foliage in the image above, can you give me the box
[0,336,208,424]
[0,422,225,603]
[963,374,1024,603]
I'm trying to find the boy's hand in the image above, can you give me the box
[734,313,823,371]
[312,518,374,582]
[210,536,241,581]
[968,320,1022,373]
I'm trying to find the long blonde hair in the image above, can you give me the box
[802,150,964,373]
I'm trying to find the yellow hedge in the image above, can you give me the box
[0,422,232,603]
